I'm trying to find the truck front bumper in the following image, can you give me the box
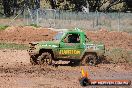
[27,49,39,56]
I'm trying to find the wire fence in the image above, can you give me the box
[0,9,132,32]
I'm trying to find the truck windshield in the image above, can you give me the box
[53,32,64,40]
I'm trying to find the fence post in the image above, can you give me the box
[36,9,39,26]
[54,10,56,28]
[28,8,34,24]
[109,13,112,31]
[118,12,120,32]
[96,10,99,27]
[93,13,95,29]
[23,9,25,25]
[26,12,29,25]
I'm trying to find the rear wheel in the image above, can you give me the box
[81,54,97,66]
[37,52,52,65]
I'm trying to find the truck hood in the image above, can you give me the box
[85,41,105,50]
[38,40,60,48]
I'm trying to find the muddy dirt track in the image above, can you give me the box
[0,50,132,88]
[0,26,132,88]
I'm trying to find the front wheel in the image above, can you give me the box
[30,56,38,65]
[37,52,52,65]
[81,54,97,66]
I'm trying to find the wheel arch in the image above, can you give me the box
[80,52,97,60]
[39,48,55,60]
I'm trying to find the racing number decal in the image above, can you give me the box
[59,50,80,55]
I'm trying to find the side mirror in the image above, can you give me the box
[59,44,61,48]
[61,40,64,43]
[59,41,65,48]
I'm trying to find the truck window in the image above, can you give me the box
[64,33,80,43]
[85,35,90,42]
[53,32,64,40]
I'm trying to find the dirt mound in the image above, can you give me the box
[0,27,131,50]
[86,29,132,50]
[0,26,57,44]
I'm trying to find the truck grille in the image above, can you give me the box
[29,46,36,50]
[29,43,37,50]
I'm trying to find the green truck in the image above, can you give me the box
[28,28,105,66]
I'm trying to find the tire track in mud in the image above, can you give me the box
[0,49,131,88]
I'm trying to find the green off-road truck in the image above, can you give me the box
[28,28,105,66]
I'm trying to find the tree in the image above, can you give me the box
[1,0,19,17]
[125,0,132,11]
[0,0,131,17]
[51,0,56,9]
[2,0,12,17]
[1,0,41,17]
[35,0,40,9]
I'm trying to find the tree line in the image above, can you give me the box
[0,0,131,17]
[0,0,40,17]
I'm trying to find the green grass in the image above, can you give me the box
[0,25,8,30]
[0,43,29,50]
[28,24,41,28]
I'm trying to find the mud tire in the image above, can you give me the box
[37,52,52,65]
[30,56,38,65]
[81,54,97,66]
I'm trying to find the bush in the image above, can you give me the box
[29,24,40,28]
[0,25,8,30]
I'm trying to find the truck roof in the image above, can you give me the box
[49,28,84,33]
[67,30,84,33]
[66,28,84,34]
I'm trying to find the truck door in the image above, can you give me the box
[58,33,84,59]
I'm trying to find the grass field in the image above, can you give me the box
[0,25,8,30]
[0,43,29,50]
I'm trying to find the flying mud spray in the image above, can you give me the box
[79,68,131,87]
